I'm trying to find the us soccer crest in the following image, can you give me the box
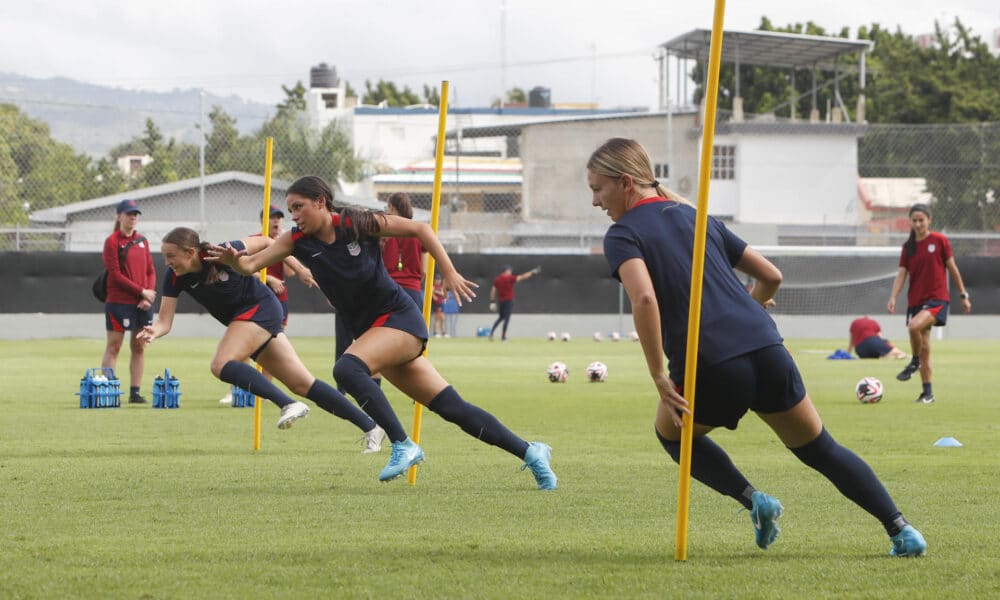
[347,241,361,256]
[927,243,936,253]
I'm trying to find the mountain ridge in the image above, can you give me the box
[0,71,274,157]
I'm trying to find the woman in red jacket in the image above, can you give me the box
[100,199,157,404]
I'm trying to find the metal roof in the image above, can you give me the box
[661,29,873,69]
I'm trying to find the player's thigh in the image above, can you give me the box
[346,326,424,374]
[256,333,315,395]
[756,395,823,449]
[381,356,450,406]
[212,321,274,372]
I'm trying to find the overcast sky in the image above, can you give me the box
[1,0,997,110]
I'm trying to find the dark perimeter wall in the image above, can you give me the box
[1,252,998,315]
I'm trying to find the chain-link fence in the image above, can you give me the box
[2,98,998,256]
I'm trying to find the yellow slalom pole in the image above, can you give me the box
[675,0,727,561]
[253,137,274,451]
[408,81,449,485]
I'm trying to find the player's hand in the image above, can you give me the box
[299,269,318,288]
[441,270,478,306]
[530,266,542,276]
[136,325,156,345]
[267,277,285,295]
[489,301,497,312]
[137,299,152,311]
[762,298,776,310]
[205,242,246,267]
[653,374,690,429]
[887,297,896,314]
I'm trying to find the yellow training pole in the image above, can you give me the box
[675,0,726,561]
[408,80,450,484]
[253,137,274,451]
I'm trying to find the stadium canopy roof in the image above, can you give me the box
[660,29,873,70]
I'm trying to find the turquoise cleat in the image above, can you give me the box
[750,491,783,549]
[521,442,557,490]
[379,438,424,481]
[890,525,927,557]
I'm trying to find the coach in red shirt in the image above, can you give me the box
[488,264,540,341]
[101,199,157,403]
[847,316,907,359]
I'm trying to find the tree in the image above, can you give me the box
[423,84,440,107]
[362,79,422,107]
[277,82,307,117]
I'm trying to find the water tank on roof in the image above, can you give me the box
[528,86,551,108]
[310,63,339,89]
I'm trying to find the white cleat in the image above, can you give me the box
[277,401,310,430]
[361,426,387,454]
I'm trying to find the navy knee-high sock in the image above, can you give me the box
[790,428,906,536]
[306,379,377,432]
[219,361,293,408]
[428,386,530,458]
[332,354,407,442]
[656,429,755,509]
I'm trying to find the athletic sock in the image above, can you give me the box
[428,386,529,458]
[305,379,377,432]
[130,386,140,398]
[656,429,754,509]
[922,382,932,396]
[218,360,294,408]
[789,428,902,535]
[332,354,407,442]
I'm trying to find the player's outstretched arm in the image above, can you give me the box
[138,296,178,344]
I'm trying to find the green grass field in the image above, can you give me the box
[2,337,998,599]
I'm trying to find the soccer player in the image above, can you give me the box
[588,137,926,557]
[488,264,540,341]
[137,226,386,450]
[208,175,557,489]
[888,203,971,403]
[100,199,157,404]
[847,316,908,359]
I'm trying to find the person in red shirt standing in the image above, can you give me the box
[888,203,972,403]
[488,264,540,341]
[380,192,426,308]
[101,199,157,404]
[847,316,907,359]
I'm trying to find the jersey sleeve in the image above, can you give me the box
[161,268,182,298]
[603,223,643,281]
[713,218,748,267]
[938,233,953,261]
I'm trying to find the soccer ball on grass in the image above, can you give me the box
[855,377,884,404]
[585,361,608,382]
[547,361,569,383]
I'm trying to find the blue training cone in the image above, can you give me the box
[933,437,963,447]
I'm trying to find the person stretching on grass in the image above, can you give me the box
[588,137,925,556]
[208,175,557,489]
[137,226,386,452]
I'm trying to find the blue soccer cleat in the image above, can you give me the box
[750,491,783,549]
[379,438,424,482]
[890,525,927,557]
[520,442,557,490]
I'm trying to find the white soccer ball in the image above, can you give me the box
[593,331,603,342]
[627,330,640,342]
[856,377,884,404]
[546,331,557,341]
[547,361,569,383]
[585,361,608,382]
[561,332,571,342]
[610,331,621,342]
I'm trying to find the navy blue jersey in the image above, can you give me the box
[289,225,417,338]
[161,240,277,327]
[603,199,782,382]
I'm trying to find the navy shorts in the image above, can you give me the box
[679,344,807,430]
[364,301,429,357]
[855,336,893,358]
[279,300,289,327]
[907,300,949,327]
[231,294,285,337]
[400,288,423,310]
[105,303,153,332]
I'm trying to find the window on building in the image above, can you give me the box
[654,163,669,179]
[711,145,735,180]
